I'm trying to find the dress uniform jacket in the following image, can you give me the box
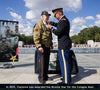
[51,15,72,84]
[52,16,72,50]
[33,20,53,48]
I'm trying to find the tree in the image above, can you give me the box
[19,34,34,45]
[71,26,100,44]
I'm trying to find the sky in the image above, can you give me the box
[0,0,100,37]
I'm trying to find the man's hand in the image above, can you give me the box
[38,47,44,53]
[51,46,53,49]
[48,21,53,25]
[47,24,52,29]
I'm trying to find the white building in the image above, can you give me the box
[87,40,100,47]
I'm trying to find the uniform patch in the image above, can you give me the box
[35,29,39,31]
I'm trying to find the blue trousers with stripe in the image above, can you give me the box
[58,49,71,84]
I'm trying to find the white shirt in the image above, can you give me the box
[43,21,48,28]
[59,15,64,21]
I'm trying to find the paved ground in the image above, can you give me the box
[0,53,100,84]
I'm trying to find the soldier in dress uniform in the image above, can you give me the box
[33,11,53,84]
[48,8,72,84]
[5,26,14,38]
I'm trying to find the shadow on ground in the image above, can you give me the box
[72,66,97,83]
[46,66,97,84]
[0,63,35,69]
[14,63,35,68]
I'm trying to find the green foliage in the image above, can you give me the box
[19,34,34,45]
[19,26,100,44]
[71,26,100,44]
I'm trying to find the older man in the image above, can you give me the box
[48,8,72,84]
[33,11,53,84]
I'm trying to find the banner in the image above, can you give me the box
[0,20,19,62]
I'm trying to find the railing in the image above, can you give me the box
[72,47,100,53]
[18,48,35,54]
[18,47,100,54]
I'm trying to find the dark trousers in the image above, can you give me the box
[37,45,50,82]
[58,49,71,84]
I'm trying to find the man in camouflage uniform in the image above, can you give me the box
[15,26,20,36]
[0,37,13,61]
[33,11,53,84]
[5,26,14,38]
[0,33,2,40]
